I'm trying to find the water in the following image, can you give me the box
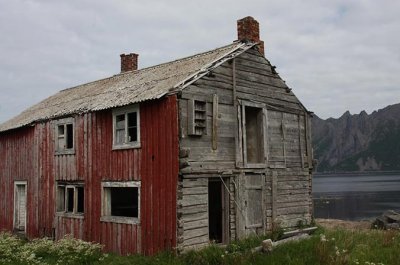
[312,173,400,220]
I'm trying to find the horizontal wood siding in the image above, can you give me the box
[178,47,313,247]
[272,170,312,227]
[0,95,179,255]
[177,178,209,251]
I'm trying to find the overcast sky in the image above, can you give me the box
[0,0,399,122]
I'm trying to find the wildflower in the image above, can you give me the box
[221,254,225,258]
[320,234,327,242]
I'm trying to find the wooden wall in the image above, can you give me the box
[177,47,313,249]
[0,95,179,255]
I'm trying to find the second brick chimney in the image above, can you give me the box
[237,16,264,55]
[120,53,138,73]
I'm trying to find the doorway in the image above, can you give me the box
[208,178,229,244]
[14,181,27,232]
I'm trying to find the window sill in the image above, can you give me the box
[56,212,84,219]
[100,216,139,225]
[243,163,267,169]
[55,150,75,156]
[112,143,141,151]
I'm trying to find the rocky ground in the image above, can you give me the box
[316,218,371,230]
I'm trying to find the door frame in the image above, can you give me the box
[208,177,230,244]
[14,181,28,232]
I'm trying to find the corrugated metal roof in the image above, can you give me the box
[0,42,256,132]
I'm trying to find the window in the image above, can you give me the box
[240,102,267,167]
[188,99,207,136]
[113,105,140,149]
[55,118,75,154]
[56,183,84,216]
[101,181,140,224]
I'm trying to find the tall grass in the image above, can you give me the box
[0,227,398,265]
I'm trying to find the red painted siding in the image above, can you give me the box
[0,95,179,255]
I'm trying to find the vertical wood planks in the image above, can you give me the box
[0,95,179,255]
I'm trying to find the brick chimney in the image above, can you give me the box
[237,16,264,55]
[120,53,138,73]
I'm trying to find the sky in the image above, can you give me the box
[0,0,399,122]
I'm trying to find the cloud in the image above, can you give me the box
[0,0,399,123]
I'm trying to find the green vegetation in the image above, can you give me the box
[1,228,399,265]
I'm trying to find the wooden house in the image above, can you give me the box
[0,17,314,255]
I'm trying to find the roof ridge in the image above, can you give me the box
[59,42,240,93]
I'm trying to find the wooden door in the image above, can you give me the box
[14,181,27,232]
[237,174,266,237]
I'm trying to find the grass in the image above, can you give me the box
[0,227,399,265]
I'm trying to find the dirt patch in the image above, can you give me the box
[316,218,371,230]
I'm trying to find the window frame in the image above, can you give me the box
[55,118,75,155]
[56,182,84,219]
[112,105,141,150]
[100,181,141,224]
[238,100,268,168]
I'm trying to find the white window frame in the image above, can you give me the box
[55,117,75,155]
[56,182,84,219]
[112,105,141,149]
[13,181,28,232]
[238,100,268,168]
[100,181,141,224]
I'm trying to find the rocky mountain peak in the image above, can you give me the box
[312,103,400,172]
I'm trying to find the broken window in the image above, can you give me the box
[113,105,140,148]
[101,181,140,224]
[55,118,75,154]
[240,102,266,167]
[56,183,84,215]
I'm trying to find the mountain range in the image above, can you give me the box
[311,103,400,172]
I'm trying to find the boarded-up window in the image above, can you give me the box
[101,181,141,224]
[56,183,84,215]
[267,111,305,168]
[113,105,140,149]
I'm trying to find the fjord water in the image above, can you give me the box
[313,173,400,220]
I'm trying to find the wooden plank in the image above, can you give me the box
[182,227,209,240]
[181,234,209,247]
[305,112,313,168]
[212,94,218,150]
[183,219,208,231]
[271,171,277,223]
[187,99,195,135]
[182,186,208,195]
[180,194,208,207]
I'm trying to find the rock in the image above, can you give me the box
[373,210,400,230]
[262,239,273,252]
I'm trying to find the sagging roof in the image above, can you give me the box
[0,42,256,133]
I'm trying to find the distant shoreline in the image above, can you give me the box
[314,170,400,177]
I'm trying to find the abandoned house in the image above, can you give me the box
[0,17,314,255]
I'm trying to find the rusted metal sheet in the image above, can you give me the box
[0,95,179,255]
